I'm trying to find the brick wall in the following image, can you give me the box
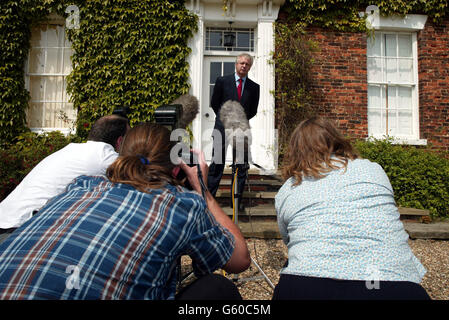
[290,21,449,152]
[305,27,368,139]
[418,19,449,152]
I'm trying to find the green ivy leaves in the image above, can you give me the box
[284,0,449,31]
[0,0,197,144]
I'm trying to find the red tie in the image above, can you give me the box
[237,78,242,101]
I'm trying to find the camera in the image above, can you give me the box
[112,106,130,119]
[154,104,205,193]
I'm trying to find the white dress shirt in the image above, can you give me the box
[0,141,118,229]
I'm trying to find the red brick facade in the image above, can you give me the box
[289,19,449,152]
[305,27,368,139]
[417,19,449,151]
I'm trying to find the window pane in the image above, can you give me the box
[210,62,221,83]
[237,32,250,49]
[224,62,235,76]
[45,77,64,102]
[368,108,382,135]
[29,77,45,101]
[210,31,222,47]
[398,34,412,57]
[367,35,381,56]
[398,87,412,109]
[367,57,382,82]
[63,48,73,74]
[46,25,64,47]
[44,103,62,127]
[27,103,43,127]
[398,59,413,82]
[368,85,381,108]
[385,34,397,57]
[385,58,397,83]
[45,48,63,73]
[398,110,412,135]
[28,48,46,73]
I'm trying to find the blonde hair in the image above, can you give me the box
[282,117,359,185]
[107,123,179,192]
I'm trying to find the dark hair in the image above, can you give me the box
[106,122,179,192]
[282,116,359,185]
[87,115,129,147]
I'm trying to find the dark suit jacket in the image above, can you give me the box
[211,74,260,130]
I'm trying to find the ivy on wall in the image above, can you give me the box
[282,0,449,32]
[0,0,197,144]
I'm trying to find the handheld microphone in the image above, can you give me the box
[219,100,251,165]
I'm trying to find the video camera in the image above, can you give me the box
[154,104,205,193]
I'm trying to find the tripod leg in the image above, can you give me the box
[250,257,275,289]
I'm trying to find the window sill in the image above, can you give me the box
[366,136,427,146]
[30,128,74,136]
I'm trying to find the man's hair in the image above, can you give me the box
[107,122,179,192]
[236,53,253,66]
[87,115,129,147]
[282,116,359,185]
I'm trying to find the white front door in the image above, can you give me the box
[201,56,236,162]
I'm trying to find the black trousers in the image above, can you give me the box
[176,274,242,300]
[272,274,431,300]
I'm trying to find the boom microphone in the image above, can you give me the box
[219,100,251,164]
[170,94,199,129]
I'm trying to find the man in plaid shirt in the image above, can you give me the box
[0,123,250,300]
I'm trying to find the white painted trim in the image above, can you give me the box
[30,127,74,136]
[365,136,427,146]
[366,12,428,31]
[366,135,427,146]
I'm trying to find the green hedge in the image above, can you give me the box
[0,131,75,201]
[354,139,449,218]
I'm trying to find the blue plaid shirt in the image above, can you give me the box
[0,176,235,300]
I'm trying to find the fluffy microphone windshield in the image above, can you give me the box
[219,100,250,132]
[171,94,199,129]
[219,100,252,159]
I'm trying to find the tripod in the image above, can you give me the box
[228,161,275,289]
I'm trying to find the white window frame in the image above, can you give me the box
[365,13,428,145]
[24,16,76,135]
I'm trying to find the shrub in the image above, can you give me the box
[354,138,449,218]
[0,131,73,201]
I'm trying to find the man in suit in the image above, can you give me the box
[207,53,260,205]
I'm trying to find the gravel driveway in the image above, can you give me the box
[181,238,449,300]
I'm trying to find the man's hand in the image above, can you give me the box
[179,149,208,195]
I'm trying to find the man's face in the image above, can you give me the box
[235,56,252,78]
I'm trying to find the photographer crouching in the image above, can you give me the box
[0,122,250,300]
